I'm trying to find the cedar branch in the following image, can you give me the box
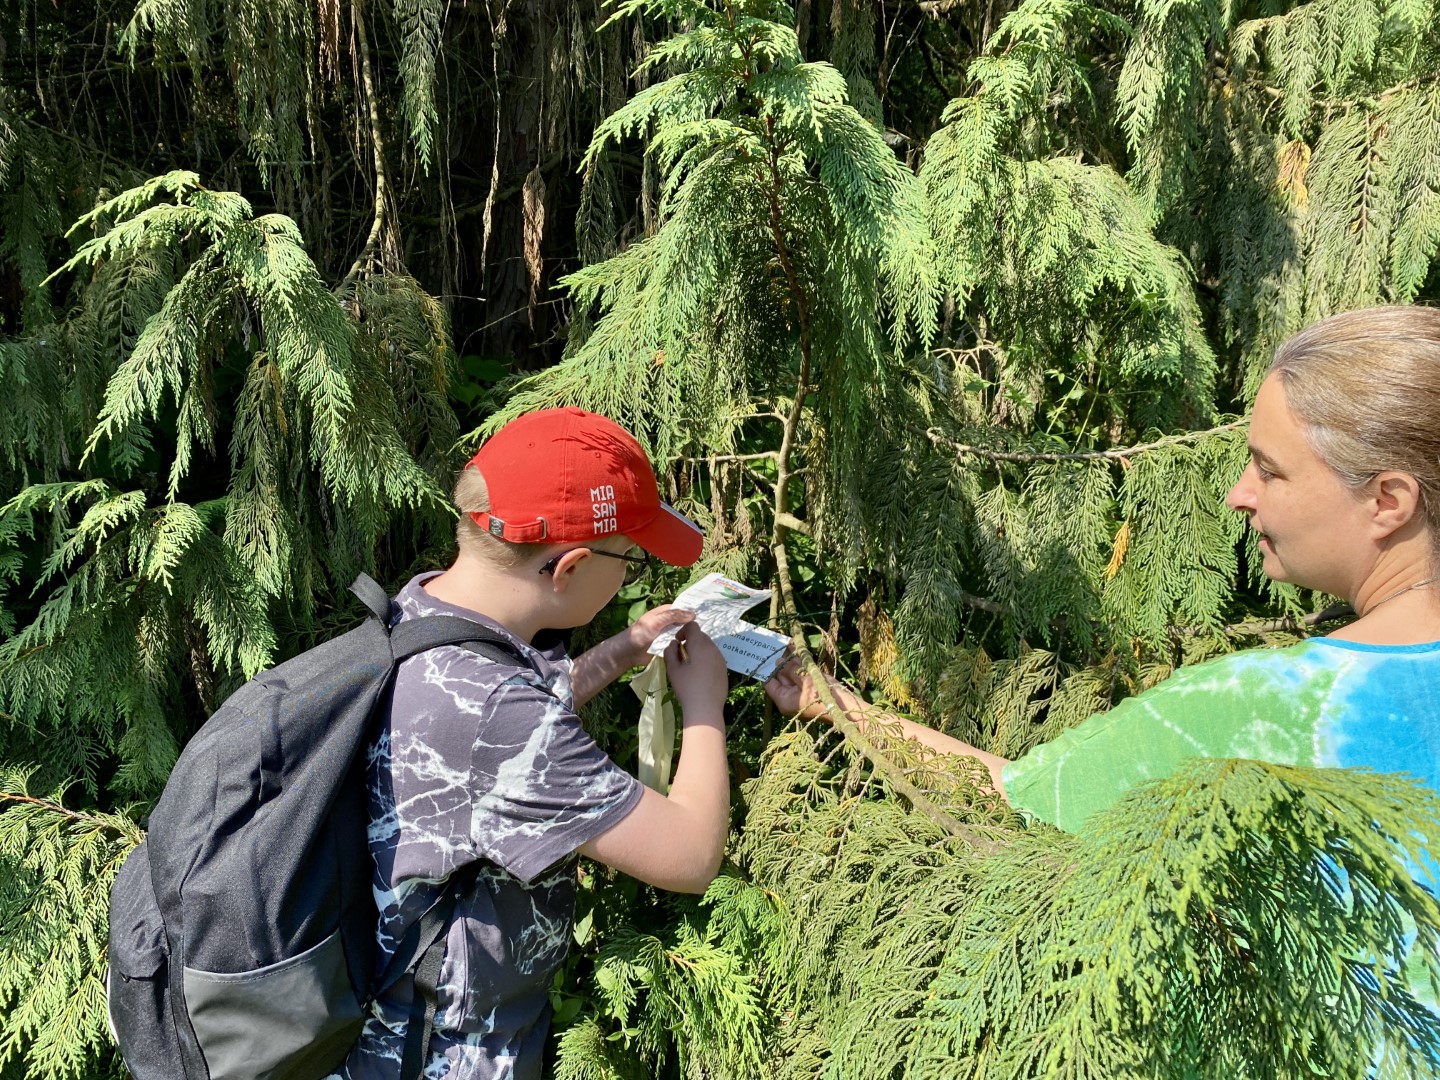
[926,420,1246,463]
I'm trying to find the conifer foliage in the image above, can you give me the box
[3,0,1440,1077]
[729,730,1440,1077]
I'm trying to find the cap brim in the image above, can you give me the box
[631,503,704,566]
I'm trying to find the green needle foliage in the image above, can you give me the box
[0,171,454,808]
[1122,0,1440,387]
[726,728,1440,1078]
[4,0,1440,1076]
[0,770,141,1080]
[490,0,941,541]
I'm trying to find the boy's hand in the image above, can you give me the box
[624,605,695,667]
[665,624,729,714]
[581,621,731,893]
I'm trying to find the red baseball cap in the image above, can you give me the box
[467,407,704,566]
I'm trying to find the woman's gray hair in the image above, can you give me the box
[1268,305,1440,547]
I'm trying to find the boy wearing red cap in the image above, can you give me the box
[336,408,729,1080]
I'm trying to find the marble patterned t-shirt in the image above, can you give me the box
[1003,637,1440,1008]
[335,573,643,1080]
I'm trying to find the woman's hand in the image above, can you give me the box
[623,604,695,667]
[764,655,851,719]
[768,655,1012,796]
[764,656,817,717]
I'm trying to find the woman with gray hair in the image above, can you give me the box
[767,304,1440,1004]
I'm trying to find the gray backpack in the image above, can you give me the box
[106,575,520,1080]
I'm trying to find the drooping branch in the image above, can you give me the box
[339,0,390,292]
[730,28,997,850]
[0,791,145,841]
[812,696,1006,853]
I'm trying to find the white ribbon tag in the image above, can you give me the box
[631,655,676,794]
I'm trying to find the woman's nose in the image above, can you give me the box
[1226,465,1256,512]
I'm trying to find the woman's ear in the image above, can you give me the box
[1369,471,1424,540]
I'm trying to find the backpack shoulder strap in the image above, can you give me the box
[349,573,393,622]
[351,574,527,669]
[352,574,521,657]
[388,614,523,665]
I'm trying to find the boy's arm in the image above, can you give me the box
[764,661,1011,798]
[569,605,694,707]
[579,628,730,893]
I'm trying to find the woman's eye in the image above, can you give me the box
[1255,462,1275,481]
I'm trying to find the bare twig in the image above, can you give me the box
[478,0,515,280]
[961,589,1348,634]
[961,590,1003,614]
[926,420,1246,464]
[669,451,781,465]
[1174,603,1355,638]
[774,511,809,536]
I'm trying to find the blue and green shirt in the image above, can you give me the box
[1004,637,1440,1009]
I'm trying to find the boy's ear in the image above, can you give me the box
[547,547,590,592]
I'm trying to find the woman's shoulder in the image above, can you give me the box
[1053,640,1344,753]
[1157,635,1440,696]
[1139,639,1329,699]
[1004,642,1339,827]
[1111,636,1439,743]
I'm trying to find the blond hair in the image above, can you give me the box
[1269,305,1440,549]
[453,465,545,568]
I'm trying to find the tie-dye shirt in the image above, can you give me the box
[1003,638,1440,838]
[1003,636,1440,1007]
[336,574,642,1080]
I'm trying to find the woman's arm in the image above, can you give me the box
[764,662,1010,798]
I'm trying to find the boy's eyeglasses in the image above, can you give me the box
[539,547,651,585]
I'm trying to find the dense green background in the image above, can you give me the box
[3,0,1440,1076]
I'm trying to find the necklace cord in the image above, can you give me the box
[1362,575,1440,616]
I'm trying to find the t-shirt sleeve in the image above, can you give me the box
[1002,651,1309,833]
[1001,691,1172,833]
[466,676,643,883]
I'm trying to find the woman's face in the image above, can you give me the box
[1225,374,1372,596]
